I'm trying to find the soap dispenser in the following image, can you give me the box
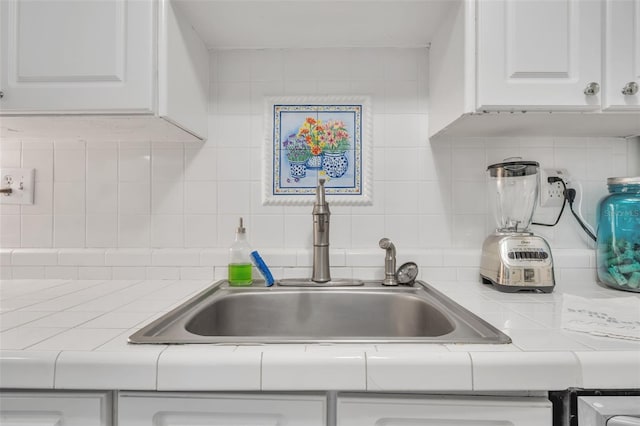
[228,217,253,286]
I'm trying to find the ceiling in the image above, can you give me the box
[174,0,455,50]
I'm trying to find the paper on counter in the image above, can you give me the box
[561,294,640,341]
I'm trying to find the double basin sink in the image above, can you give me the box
[129,280,511,345]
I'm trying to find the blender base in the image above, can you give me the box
[480,232,555,293]
[481,275,554,293]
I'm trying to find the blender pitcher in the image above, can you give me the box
[488,159,540,233]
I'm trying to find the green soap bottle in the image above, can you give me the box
[228,217,253,286]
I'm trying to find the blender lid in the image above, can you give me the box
[488,160,539,177]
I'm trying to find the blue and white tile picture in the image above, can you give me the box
[274,104,362,196]
[264,96,372,206]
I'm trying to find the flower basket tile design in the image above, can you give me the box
[264,96,372,205]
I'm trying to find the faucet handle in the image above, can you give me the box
[313,178,330,216]
[315,178,326,205]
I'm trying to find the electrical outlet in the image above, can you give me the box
[0,168,35,205]
[539,168,569,208]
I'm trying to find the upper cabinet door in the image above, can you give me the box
[603,0,640,110]
[476,0,602,111]
[0,0,154,113]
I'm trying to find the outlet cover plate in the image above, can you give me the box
[0,168,35,205]
[539,168,569,208]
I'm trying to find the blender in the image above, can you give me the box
[480,159,555,293]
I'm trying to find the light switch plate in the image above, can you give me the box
[0,168,35,205]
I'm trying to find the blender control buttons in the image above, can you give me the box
[508,250,550,261]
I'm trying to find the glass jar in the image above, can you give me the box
[596,177,640,292]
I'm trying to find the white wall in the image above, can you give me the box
[1,48,638,254]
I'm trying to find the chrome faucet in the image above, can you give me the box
[379,238,398,286]
[278,178,363,287]
[312,179,331,283]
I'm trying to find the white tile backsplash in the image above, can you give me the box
[53,148,86,182]
[87,147,117,182]
[151,215,183,248]
[86,214,117,248]
[86,182,118,214]
[22,147,54,182]
[185,146,218,179]
[183,215,217,248]
[53,182,85,215]
[1,215,21,247]
[118,215,150,248]
[0,148,21,168]
[184,181,217,214]
[22,181,53,215]
[118,146,151,182]
[21,215,52,248]
[78,267,112,280]
[1,48,638,265]
[119,183,151,214]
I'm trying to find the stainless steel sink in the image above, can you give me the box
[129,280,511,344]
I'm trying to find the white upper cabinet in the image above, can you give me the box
[429,0,640,139]
[603,0,640,110]
[477,0,601,110]
[0,0,153,113]
[0,0,208,141]
[158,0,209,139]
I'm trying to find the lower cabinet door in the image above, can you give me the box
[337,394,552,426]
[0,391,111,426]
[118,392,326,426]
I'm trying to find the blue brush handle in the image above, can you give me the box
[250,251,275,287]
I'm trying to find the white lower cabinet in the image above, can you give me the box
[337,394,552,426]
[117,392,326,426]
[0,391,552,425]
[0,391,111,426]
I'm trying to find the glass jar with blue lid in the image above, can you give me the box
[596,176,640,292]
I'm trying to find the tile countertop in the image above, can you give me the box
[0,278,638,393]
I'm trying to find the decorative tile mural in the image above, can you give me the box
[263,96,372,205]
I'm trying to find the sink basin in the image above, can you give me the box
[186,290,455,338]
[129,280,511,344]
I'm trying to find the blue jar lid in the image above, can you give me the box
[607,177,640,185]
